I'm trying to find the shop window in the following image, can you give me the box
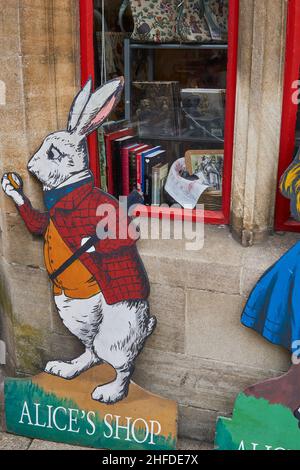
[80,0,239,224]
[275,0,300,231]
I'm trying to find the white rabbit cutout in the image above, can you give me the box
[2,77,156,405]
[27,77,124,191]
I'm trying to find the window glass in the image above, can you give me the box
[93,0,228,211]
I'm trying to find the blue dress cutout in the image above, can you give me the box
[241,241,300,353]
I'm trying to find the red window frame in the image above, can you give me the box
[275,0,300,232]
[79,0,239,224]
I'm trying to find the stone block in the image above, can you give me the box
[177,438,213,450]
[23,95,57,139]
[14,322,46,374]
[53,61,77,128]
[142,254,241,295]
[139,225,244,267]
[134,348,286,414]
[0,1,20,58]
[146,283,185,354]
[139,226,244,294]
[45,332,84,363]
[179,405,224,443]
[0,132,29,173]
[240,266,264,298]
[29,440,93,450]
[230,0,287,241]
[52,1,76,56]
[0,106,26,146]
[185,288,290,370]
[19,1,50,57]
[6,263,52,332]
[2,212,44,267]
[0,55,24,108]
[0,432,31,450]
[21,54,57,136]
[22,54,56,99]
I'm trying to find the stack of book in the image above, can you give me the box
[101,124,169,206]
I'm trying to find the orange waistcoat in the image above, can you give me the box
[44,220,100,299]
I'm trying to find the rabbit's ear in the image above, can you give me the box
[67,78,92,132]
[74,77,124,138]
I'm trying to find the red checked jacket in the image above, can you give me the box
[18,180,149,305]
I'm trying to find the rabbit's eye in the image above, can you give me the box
[48,146,62,161]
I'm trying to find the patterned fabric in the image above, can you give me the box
[128,0,228,44]
[18,181,150,305]
[178,0,228,43]
[130,0,178,43]
[18,199,49,235]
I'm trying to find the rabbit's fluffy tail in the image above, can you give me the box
[147,315,157,337]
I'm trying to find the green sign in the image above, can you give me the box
[215,391,300,451]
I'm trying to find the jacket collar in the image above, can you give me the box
[47,175,94,212]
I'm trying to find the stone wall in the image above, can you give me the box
[0,0,295,442]
[231,0,287,244]
[0,0,80,376]
[135,226,294,441]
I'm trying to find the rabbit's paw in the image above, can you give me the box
[1,173,24,206]
[44,360,81,379]
[91,382,128,404]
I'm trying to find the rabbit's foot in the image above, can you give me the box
[91,365,133,404]
[45,360,85,379]
[91,381,129,404]
[45,350,99,379]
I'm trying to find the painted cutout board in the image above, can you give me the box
[1,78,177,450]
[215,147,300,450]
[215,372,300,451]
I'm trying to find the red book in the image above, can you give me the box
[136,146,151,192]
[121,143,140,196]
[104,128,134,194]
[129,145,149,191]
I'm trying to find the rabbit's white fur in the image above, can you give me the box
[2,77,156,404]
[28,132,89,190]
[47,292,154,403]
[27,77,122,191]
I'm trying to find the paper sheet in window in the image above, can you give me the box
[165,158,210,209]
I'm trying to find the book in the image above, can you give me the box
[104,127,134,194]
[97,128,107,192]
[132,82,181,137]
[113,135,137,198]
[129,145,150,191]
[121,143,140,196]
[137,146,161,193]
[152,163,169,206]
[143,150,167,205]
